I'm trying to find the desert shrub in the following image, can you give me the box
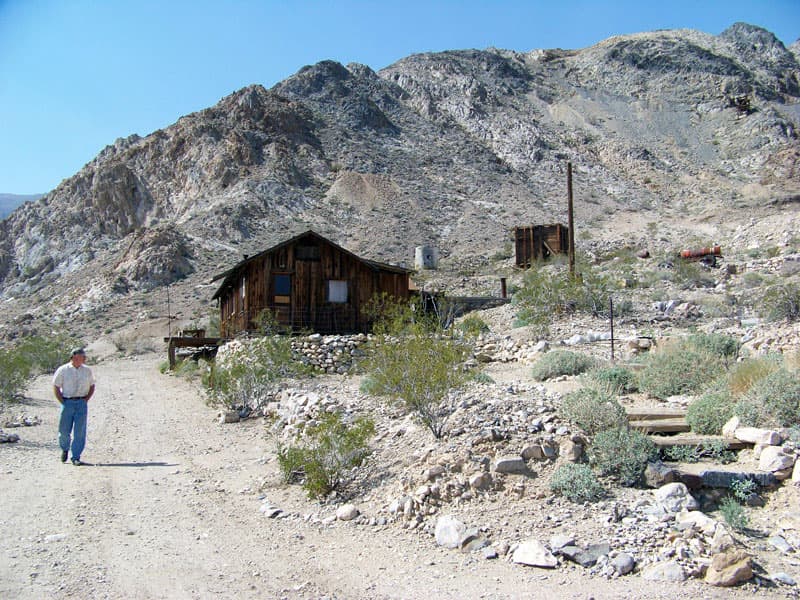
[587,365,638,394]
[16,333,80,374]
[688,333,739,362]
[719,496,749,532]
[663,444,702,463]
[513,263,615,336]
[662,440,736,464]
[729,478,759,503]
[208,336,312,409]
[531,350,596,381]
[741,367,800,427]
[726,355,781,396]
[277,412,375,499]
[686,389,735,434]
[173,358,200,379]
[589,427,658,487]
[363,331,472,439]
[550,463,605,502]
[0,348,33,403]
[762,283,800,322]
[456,314,489,338]
[669,259,713,289]
[733,396,768,427]
[637,339,723,399]
[559,387,627,435]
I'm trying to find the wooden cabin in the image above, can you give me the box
[514,224,569,268]
[211,230,412,337]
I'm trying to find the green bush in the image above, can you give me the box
[209,336,312,408]
[686,389,735,434]
[733,396,768,427]
[456,315,489,338]
[550,463,605,502]
[362,331,472,438]
[688,333,740,362]
[16,333,80,374]
[531,350,596,381]
[277,413,375,499]
[718,496,749,532]
[726,355,781,396]
[587,365,638,394]
[762,283,800,322]
[741,368,800,427]
[513,263,615,336]
[637,339,723,399]
[0,348,33,403]
[559,387,627,435]
[589,427,658,486]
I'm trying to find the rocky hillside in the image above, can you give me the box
[0,22,798,340]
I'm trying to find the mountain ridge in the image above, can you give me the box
[1,22,799,340]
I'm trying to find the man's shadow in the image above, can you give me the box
[85,462,179,468]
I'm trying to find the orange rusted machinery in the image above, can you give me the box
[680,246,722,267]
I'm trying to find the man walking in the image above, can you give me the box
[53,348,95,466]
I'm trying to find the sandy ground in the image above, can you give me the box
[0,353,792,600]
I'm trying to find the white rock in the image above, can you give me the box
[641,560,687,581]
[759,446,796,472]
[336,504,359,521]
[512,540,558,568]
[792,460,800,483]
[721,416,740,437]
[675,510,717,535]
[654,482,698,513]
[435,515,467,549]
[734,427,782,446]
[492,456,528,474]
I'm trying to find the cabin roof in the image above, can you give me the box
[211,230,412,300]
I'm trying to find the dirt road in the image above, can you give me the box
[0,354,781,599]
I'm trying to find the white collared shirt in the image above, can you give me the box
[53,362,95,398]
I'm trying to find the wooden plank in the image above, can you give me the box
[649,435,748,450]
[629,418,690,433]
[626,407,686,421]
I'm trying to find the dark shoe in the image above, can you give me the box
[71,458,84,466]
[61,450,68,463]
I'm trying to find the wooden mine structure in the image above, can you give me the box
[211,230,412,337]
[514,224,570,268]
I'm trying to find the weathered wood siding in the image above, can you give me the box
[514,224,569,268]
[216,234,410,337]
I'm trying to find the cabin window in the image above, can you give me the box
[296,245,320,261]
[273,274,291,304]
[327,280,348,303]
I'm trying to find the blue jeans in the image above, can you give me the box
[59,399,88,460]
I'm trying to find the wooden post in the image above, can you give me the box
[609,296,615,362]
[500,277,507,299]
[567,162,575,277]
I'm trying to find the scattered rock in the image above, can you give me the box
[734,426,782,446]
[641,560,687,582]
[435,515,467,549]
[512,539,558,568]
[336,504,360,521]
[612,553,636,575]
[492,456,529,475]
[759,446,796,473]
[654,482,698,513]
[704,550,753,587]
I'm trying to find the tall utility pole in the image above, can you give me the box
[567,162,575,277]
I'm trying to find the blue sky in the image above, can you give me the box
[1,0,798,195]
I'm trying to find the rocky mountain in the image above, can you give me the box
[1,22,799,340]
